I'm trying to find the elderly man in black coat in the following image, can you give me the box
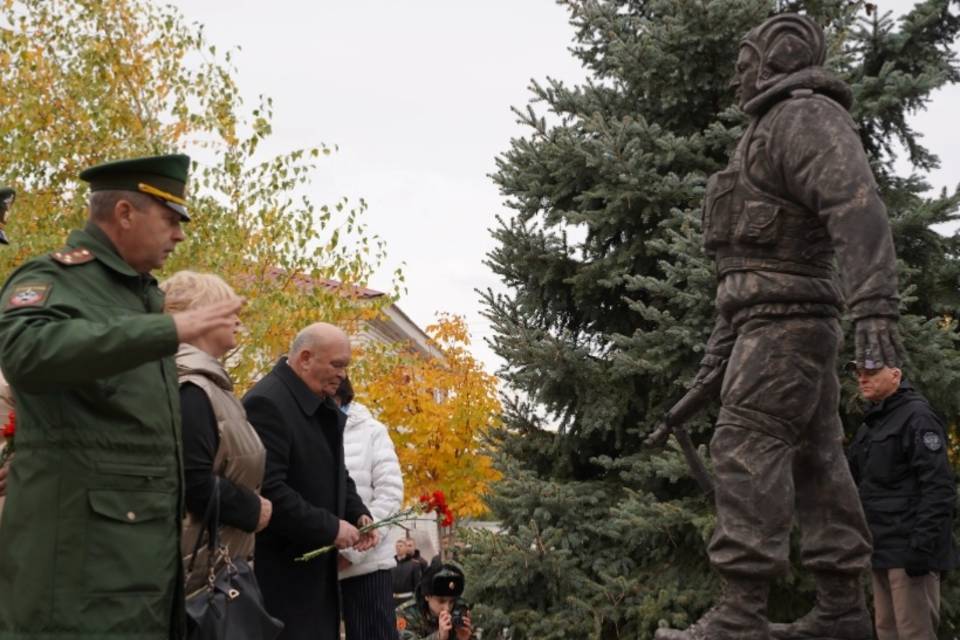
[244,322,377,640]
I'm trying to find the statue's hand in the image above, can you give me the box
[645,419,672,448]
[854,316,905,369]
[692,354,725,388]
[646,355,727,448]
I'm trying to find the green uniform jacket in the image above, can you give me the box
[396,599,440,640]
[0,224,184,640]
[396,599,475,640]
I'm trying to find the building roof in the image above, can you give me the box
[262,267,386,300]
[259,267,441,360]
[360,304,444,360]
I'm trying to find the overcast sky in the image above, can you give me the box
[164,0,958,373]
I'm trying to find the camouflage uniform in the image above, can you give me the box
[658,14,903,640]
[396,599,440,640]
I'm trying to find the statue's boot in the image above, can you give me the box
[655,577,770,640]
[769,573,872,640]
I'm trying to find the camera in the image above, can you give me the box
[450,598,470,628]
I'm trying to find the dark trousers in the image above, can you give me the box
[707,316,872,578]
[341,569,399,640]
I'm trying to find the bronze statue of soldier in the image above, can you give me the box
[655,13,904,640]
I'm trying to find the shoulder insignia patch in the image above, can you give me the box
[5,283,52,310]
[50,247,95,266]
[921,431,942,452]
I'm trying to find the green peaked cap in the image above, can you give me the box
[79,154,191,221]
[0,187,15,245]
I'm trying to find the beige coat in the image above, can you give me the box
[176,344,266,594]
[0,368,12,419]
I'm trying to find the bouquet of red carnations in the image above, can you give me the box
[0,411,14,467]
[295,490,455,562]
[422,490,454,527]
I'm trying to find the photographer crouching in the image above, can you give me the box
[397,561,474,640]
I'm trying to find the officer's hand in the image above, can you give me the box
[254,496,272,533]
[437,610,453,640]
[172,298,244,345]
[0,457,10,496]
[854,317,905,369]
[334,519,360,549]
[904,548,931,578]
[455,611,473,640]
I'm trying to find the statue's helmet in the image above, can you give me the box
[740,13,826,94]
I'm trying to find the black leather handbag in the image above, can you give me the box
[185,477,284,640]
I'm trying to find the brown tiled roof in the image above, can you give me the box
[259,267,385,300]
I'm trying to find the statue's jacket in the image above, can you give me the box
[703,66,899,353]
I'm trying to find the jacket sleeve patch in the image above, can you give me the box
[921,431,943,452]
[5,283,52,310]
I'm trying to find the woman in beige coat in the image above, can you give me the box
[161,270,272,594]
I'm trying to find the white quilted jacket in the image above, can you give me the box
[338,402,404,580]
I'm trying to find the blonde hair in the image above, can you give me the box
[160,270,238,313]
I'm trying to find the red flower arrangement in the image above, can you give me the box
[421,490,454,528]
[296,489,455,562]
[0,410,15,466]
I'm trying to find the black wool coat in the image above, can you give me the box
[243,358,370,640]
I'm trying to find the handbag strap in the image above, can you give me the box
[187,475,221,573]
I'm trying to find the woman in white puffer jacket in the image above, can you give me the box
[335,379,404,640]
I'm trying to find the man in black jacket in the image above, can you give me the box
[393,537,425,605]
[847,363,958,640]
[244,322,377,640]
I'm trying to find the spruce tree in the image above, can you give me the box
[464,1,960,638]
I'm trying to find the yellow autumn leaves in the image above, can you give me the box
[0,0,502,519]
[360,315,503,518]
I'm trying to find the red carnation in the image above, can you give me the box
[440,509,454,528]
[415,490,454,527]
[297,487,455,562]
[431,490,448,511]
[0,410,14,467]
[2,411,14,439]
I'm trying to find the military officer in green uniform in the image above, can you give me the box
[0,156,242,640]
